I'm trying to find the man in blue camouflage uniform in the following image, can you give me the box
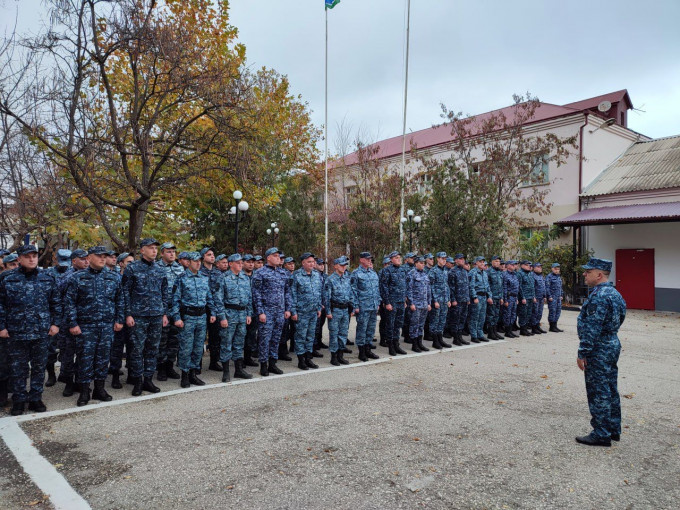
[575,258,626,447]
[58,249,90,397]
[502,260,520,338]
[325,256,352,366]
[546,263,564,332]
[422,253,434,341]
[156,242,184,382]
[351,252,381,362]
[216,253,254,382]
[63,246,124,406]
[427,252,451,350]
[406,256,432,352]
[468,256,493,343]
[0,252,16,407]
[517,260,537,336]
[531,263,548,334]
[290,253,324,371]
[0,245,61,416]
[241,254,260,367]
[251,247,291,377]
[485,255,505,340]
[377,255,391,348]
[401,252,416,344]
[215,254,228,273]
[43,249,72,387]
[109,252,133,388]
[313,257,329,351]
[278,256,296,361]
[447,254,471,346]
[172,252,218,388]
[199,247,223,372]
[122,238,169,396]
[380,250,408,356]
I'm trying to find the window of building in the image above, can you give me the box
[522,154,549,186]
[416,173,433,194]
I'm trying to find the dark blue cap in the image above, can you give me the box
[139,238,160,248]
[533,262,542,267]
[88,246,109,255]
[404,252,415,259]
[473,256,485,263]
[265,247,280,257]
[215,254,227,262]
[520,260,531,265]
[446,257,454,263]
[506,259,517,265]
[117,252,131,263]
[3,253,17,263]
[159,242,176,251]
[387,251,400,259]
[454,253,465,260]
[56,249,72,266]
[552,263,560,268]
[413,255,423,262]
[315,257,325,265]
[582,258,612,272]
[185,251,201,261]
[359,251,373,259]
[299,252,315,261]
[71,249,88,259]
[17,245,38,255]
[243,254,254,261]
[199,247,214,258]
[284,257,294,264]
[254,255,263,261]
[491,255,501,261]
[424,253,434,259]
[0,249,9,257]
[227,253,242,262]
[382,256,390,264]
[436,251,447,258]
[334,256,349,265]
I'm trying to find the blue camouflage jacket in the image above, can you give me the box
[157,259,184,306]
[289,268,323,316]
[486,267,504,299]
[216,270,253,320]
[324,271,352,313]
[251,264,291,315]
[379,264,407,306]
[468,267,491,300]
[122,258,169,318]
[350,265,381,311]
[533,273,546,299]
[63,267,124,327]
[448,266,470,302]
[577,282,626,359]
[0,267,62,340]
[406,267,433,308]
[428,264,450,304]
[171,269,218,322]
[502,270,520,300]
[518,269,536,301]
[545,273,563,300]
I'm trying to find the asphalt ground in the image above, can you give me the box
[1,309,679,509]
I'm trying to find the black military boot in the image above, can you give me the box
[411,337,422,353]
[233,359,253,379]
[289,337,296,353]
[404,332,412,344]
[504,326,516,338]
[57,370,69,384]
[222,361,231,382]
[555,322,564,332]
[92,380,112,402]
[513,321,520,331]
[387,340,397,356]
[394,339,407,355]
[0,379,8,407]
[318,341,329,349]
[431,334,443,349]
[443,328,453,339]
[337,351,349,365]
[537,324,547,334]
[62,375,75,397]
[260,362,269,377]
[342,346,352,354]
[358,345,368,362]
[459,333,470,345]
[439,333,452,348]
[451,333,462,346]
[27,400,47,413]
[131,377,142,395]
[531,325,541,335]
[418,336,430,351]
[188,369,206,386]
[111,372,123,389]
[311,349,323,358]
[166,360,181,379]
[156,362,167,381]
[330,352,340,366]
[366,345,379,359]
[470,337,480,343]
[304,353,319,369]
[268,358,284,375]
[495,326,505,339]
[243,349,259,367]
[45,363,57,387]
[379,335,388,347]
[77,383,91,407]
[278,341,292,362]
[462,327,471,336]
[297,354,309,370]
[520,326,532,337]
[346,338,354,346]
[486,327,497,340]
[11,401,25,416]
[142,376,161,393]
[208,358,223,372]
[181,371,190,388]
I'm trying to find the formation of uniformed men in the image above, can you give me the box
[0,242,567,417]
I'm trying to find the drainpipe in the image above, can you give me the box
[573,113,589,305]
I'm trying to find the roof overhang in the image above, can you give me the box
[555,201,680,226]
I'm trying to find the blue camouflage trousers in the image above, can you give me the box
[258,308,285,362]
[409,307,429,338]
[294,311,319,355]
[384,305,405,344]
[531,298,545,326]
[469,299,487,338]
[0,338,8,383]
[47,335,58,366]
[548,298,562,323]
[59,332,77,378]
[327,307,349,353]
[584,348,621,439]
[129,315,163,378]
[502,297,518,327]
[76,324,114,384]
[429,303,448,334]
[109,326,132,371]
[517,300,532,327]
[486,299,501,327]
[355,309,377,347]
[449,301,469,333]
[402,306,412,339]
[178,314,207,372]
[7,337,49,403]
[158,324,180,365]
[219,310,247,363]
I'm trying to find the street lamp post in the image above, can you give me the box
[229,190,249,253]
[400,209,422,252]
[266,222,280,245]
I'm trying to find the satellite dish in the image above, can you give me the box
[598,101,612,113]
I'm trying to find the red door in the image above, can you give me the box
[615,249,655,310]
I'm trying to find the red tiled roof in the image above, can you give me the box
[555,201,680,226]
[563,89,633,111]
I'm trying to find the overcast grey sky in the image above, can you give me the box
[4,0,680,150]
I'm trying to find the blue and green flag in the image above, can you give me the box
[325,0,340,9]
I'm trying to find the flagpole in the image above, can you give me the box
[324,6,329,268]
[399,0,411,246]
